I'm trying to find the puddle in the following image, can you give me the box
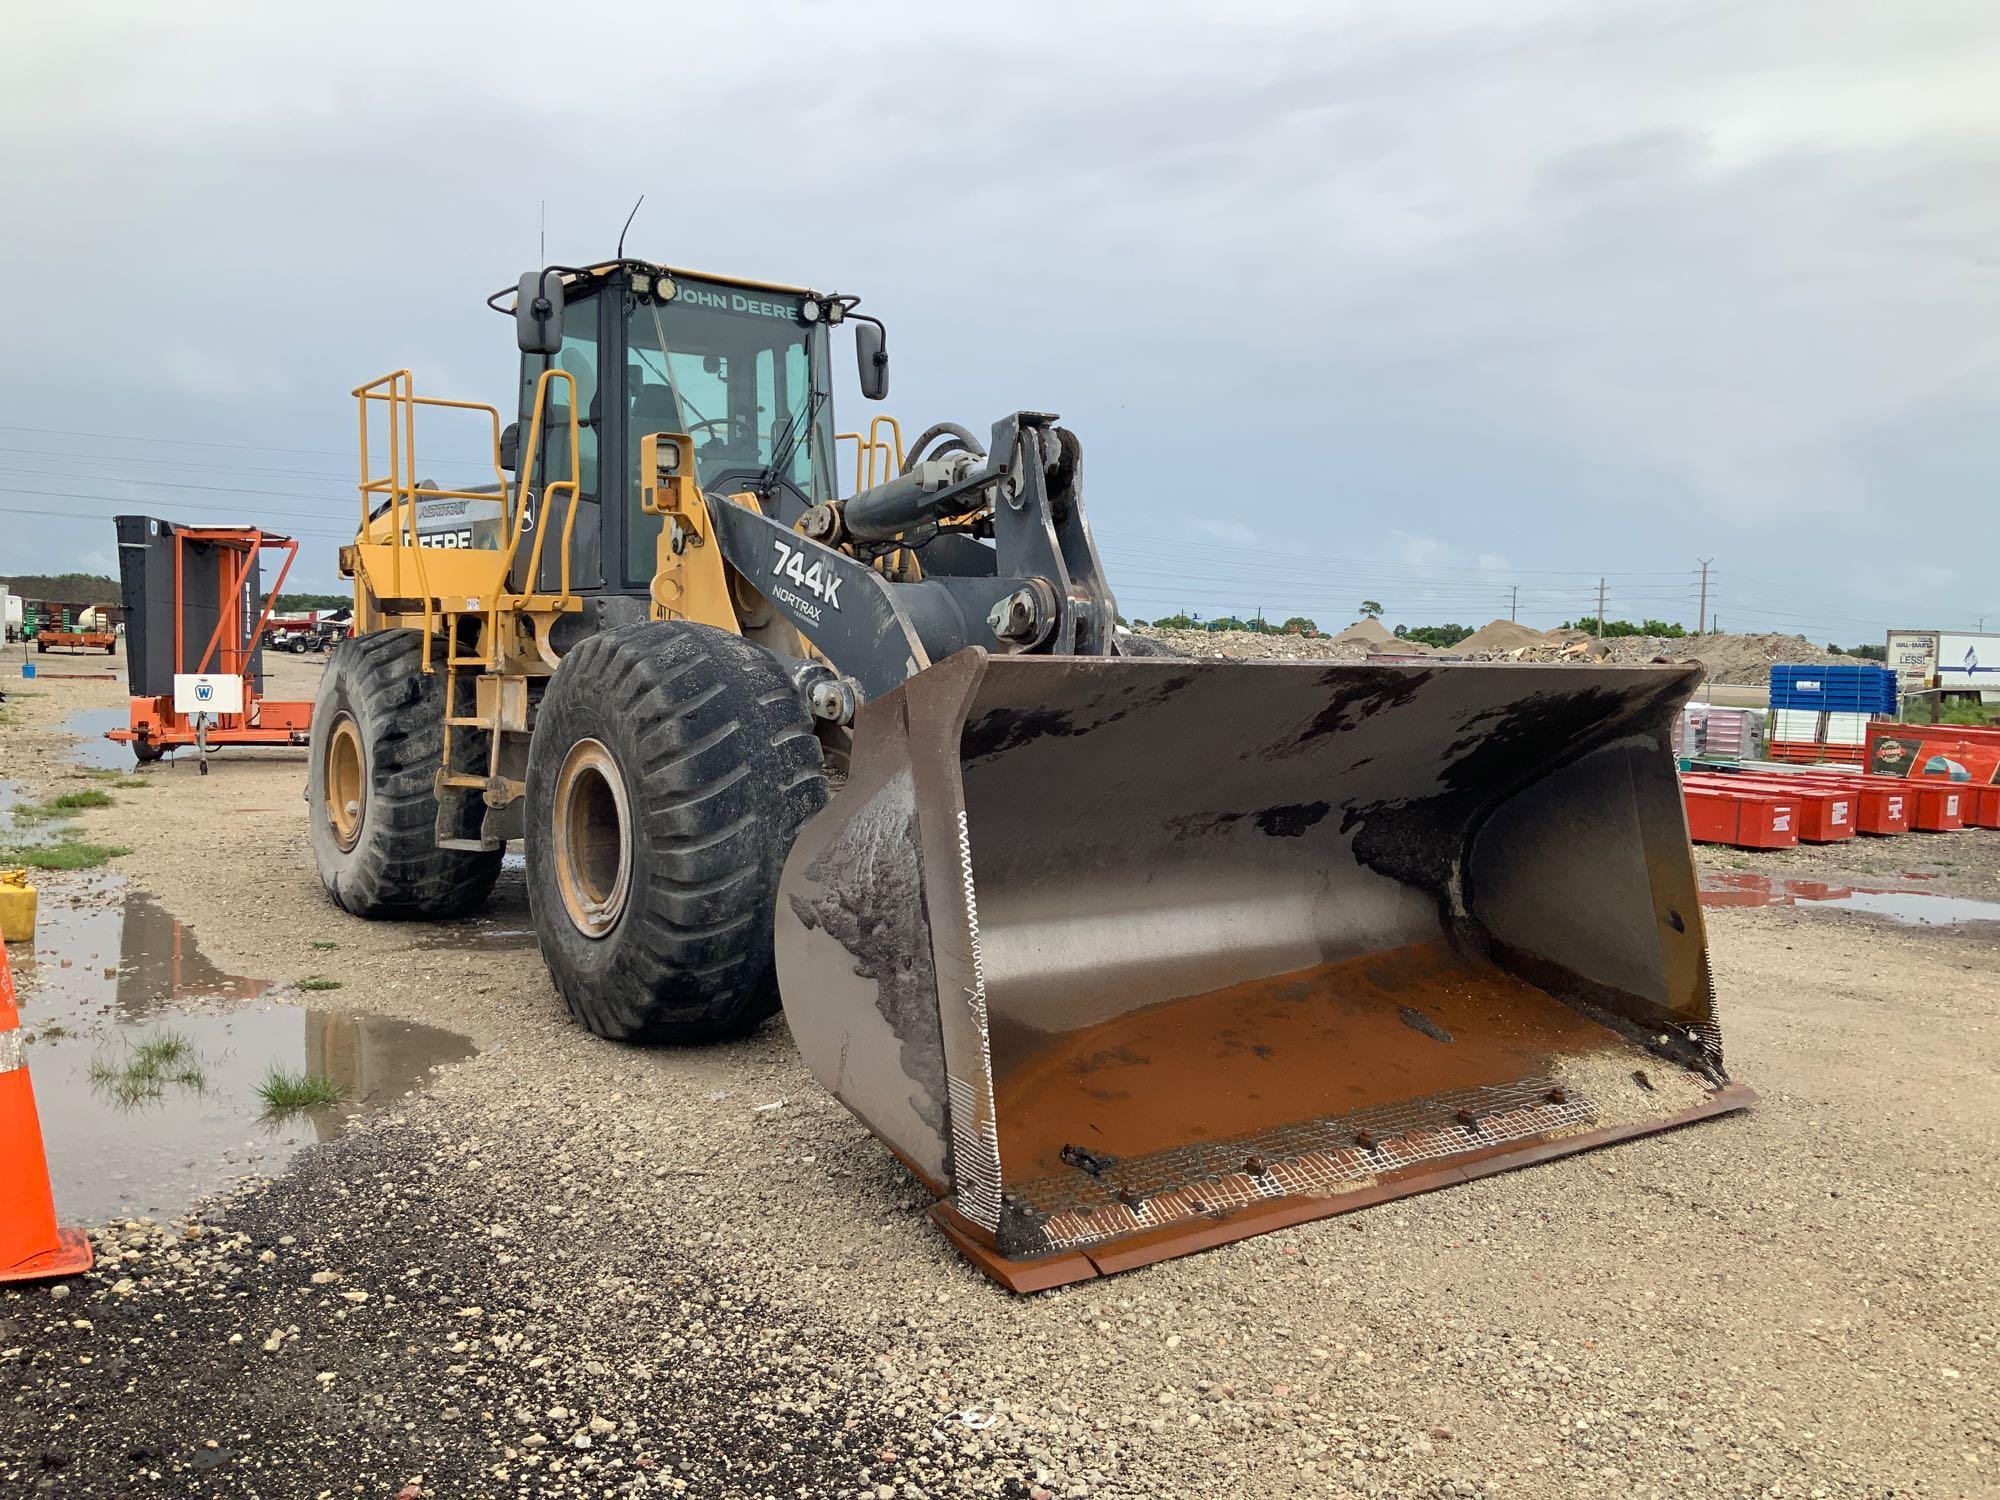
[1700,873,2000,926]
[63,707,133,770]
[417,858,537,952]
[0,778,66,849]
[7,878,475,1223]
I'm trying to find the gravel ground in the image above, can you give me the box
[2,659,1995,1497]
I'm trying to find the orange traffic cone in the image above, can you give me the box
[0,939,92,1282]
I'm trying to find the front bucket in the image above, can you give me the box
[777,650,1751,1291]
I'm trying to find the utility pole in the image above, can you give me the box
[1509,585,1518,622]
[1696,558,1712,637]
[1596,579,1606,637]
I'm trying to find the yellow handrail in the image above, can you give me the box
[835,415,905,495]
[866,415,904,489]
[350,367,583,677]
[356,368,520,656]
[514,368,581,599]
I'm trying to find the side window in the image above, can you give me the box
[755,349,777,462]
[783,343,811,486]
[523,294,599,508]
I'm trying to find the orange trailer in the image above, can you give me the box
[35,628,116,655]
[106,520,313,768]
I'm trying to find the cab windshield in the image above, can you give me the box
[625,277,833,506]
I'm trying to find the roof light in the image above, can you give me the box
[800,297,823,324]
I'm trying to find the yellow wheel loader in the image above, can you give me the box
[311,257,1751,1291]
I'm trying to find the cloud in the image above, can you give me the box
[0,1,1994,637]
[1195,518,1261,547]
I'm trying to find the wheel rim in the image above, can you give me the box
[553,737,632,939]
[324,713,366,853]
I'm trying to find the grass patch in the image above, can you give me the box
[88,1030,206,1108]
[46,789,112,811]
[87,769,151,789]
[308,940,338,951]
[296,976,344,992]
[2,788,115,825]
[131,1032,195,1074]
[1938,700,2000,728]
[257,1068,346,1114]
[2,839,131,870]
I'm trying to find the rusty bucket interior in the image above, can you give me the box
[778,650,1751,1291]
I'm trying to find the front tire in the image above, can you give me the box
[307,630,502,918]
[525,621,828,1043]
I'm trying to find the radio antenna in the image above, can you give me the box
[616,195,645,260]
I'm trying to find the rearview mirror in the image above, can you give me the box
[498,422,520,472]
[515,270,565,355]
[855,320,888,401]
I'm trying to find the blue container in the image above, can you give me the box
[19,662,34,680]
[1769,663,1895,715]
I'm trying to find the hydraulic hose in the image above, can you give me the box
[900,422,986,475]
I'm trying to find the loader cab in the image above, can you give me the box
[507,263,851,598]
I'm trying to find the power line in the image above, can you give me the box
[0,443,493,484]
[0,467,359,509]
[0,421,490,467]
[0,495,355,540]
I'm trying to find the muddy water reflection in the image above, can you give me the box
[1700,872,2000,926]
[62,707,132,770]
[8,879,475,1222]
[0,777,64,848]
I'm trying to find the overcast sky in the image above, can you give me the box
[1,1,1994,641]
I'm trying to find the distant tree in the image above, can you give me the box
[1846,643,1887,661]
[1150,612,1197,630]
[1359,600,1384,618]
[1281,616,1317,635]
[277,593,353,612]
[1126,617,1148,629]
[1402,623,1473,648]
[1562,617,1685,640]
[0,572,120,606]
[1207,615,1250,632]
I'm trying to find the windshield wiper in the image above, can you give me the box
[754,388,825,502]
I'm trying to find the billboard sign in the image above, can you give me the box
[1936,632,2000,693]
[1885,630,1938,695]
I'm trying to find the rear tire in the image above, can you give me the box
[307,630,502,918]
[525,621,828,1043]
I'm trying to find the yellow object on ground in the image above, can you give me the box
[0,870,36,943]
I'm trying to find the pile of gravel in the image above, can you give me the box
[1126,624,1846,683]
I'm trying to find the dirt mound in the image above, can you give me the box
[1457,630,1846,684]
[1129,626,1844,683]
[1455,619,1550,654]
[1131,627,1371,660]
[1328,617,1397,646]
